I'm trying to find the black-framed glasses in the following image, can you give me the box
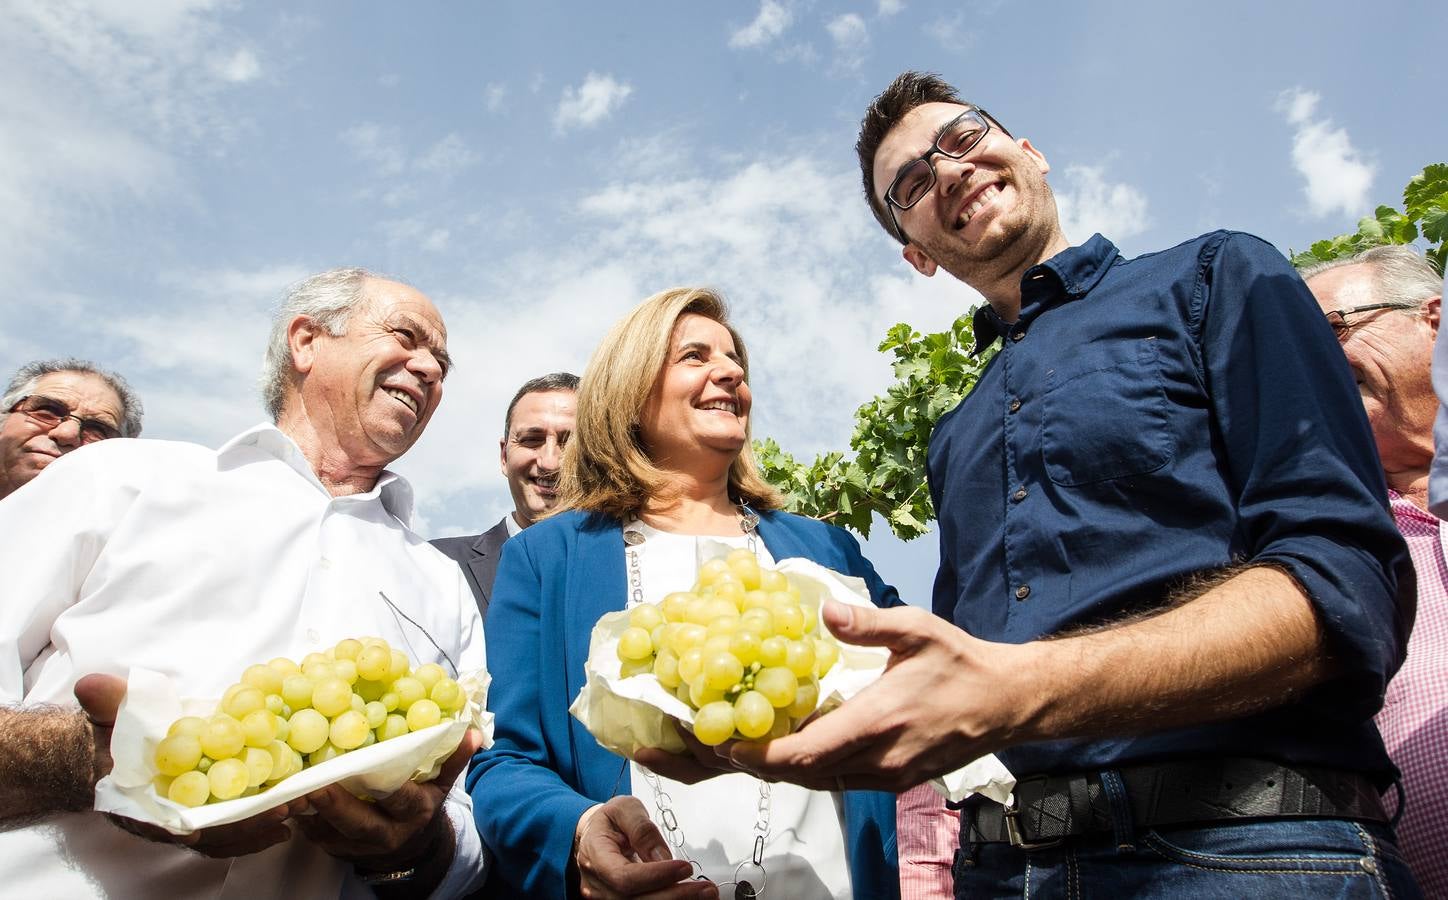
[884,108,994,244]
[7,395,121,443]
[1323,302,1419,339]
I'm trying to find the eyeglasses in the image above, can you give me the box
[1323,302,1419,339]
[7,395,122,443]
[884,108,994,244]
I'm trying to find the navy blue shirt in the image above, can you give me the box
[928,232,1414,784]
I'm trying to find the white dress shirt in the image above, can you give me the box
[622,522,852,900]
[0,424,488,899]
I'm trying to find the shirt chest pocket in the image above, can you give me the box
[1040,338,1174,486]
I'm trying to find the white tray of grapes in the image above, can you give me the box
[94,637,492,833]
[569,550,1014,803]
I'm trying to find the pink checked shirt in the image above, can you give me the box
[1380,491,1448,897]
[897,782,959,899]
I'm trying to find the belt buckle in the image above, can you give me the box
[1002,783,1065,851]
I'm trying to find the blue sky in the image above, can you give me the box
[4,0,1444,606]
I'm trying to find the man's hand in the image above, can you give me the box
[292,727,483,889]
[632,721,739,785]
[573,798,717,899]
[726,602,1032,792]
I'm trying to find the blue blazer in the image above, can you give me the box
[467,509,901,899]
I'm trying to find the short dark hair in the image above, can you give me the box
[856,71,997,245]
[503,372,580,436]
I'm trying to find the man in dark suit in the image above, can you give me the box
[432,372,578,618]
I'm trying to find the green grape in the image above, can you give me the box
[406,699,442,731]
[167,716,206,739]
[274,715,290,742]
[332,658,359,685]
[356,645,392,682]
[674,682,693,705]
[695,559,731,587]
[651,623,673,654]
[729,631,763,666]
[733,690,775,739]
[653,649,681,689]
[677,647,705,686]
[363,700,388,728]
[684,597,713,626]
[702,634,733,656]
[310,677,352,717]
[350,694,366,713]
[330,710,370,749]
[786,678,820,719]
[767,712,793,741]
[286,709,329,754]
[629,603,664,632]
[728,557,762,591]
[222,686,266,719]
[758,569,789,592]
[706,616,739,638]
[301,652,331,670]
[759,636,788,668]
[308,743,343,767]
[354,678,386,702]
[800,602,818,634]
[154,735,203,777]
[661,592,694,624]
[281,675,313,710]
[391,676,425,711]
[242,664,283,695]
[693,700,736,745]
[754,667,798,709]
[267,656,301,677]
[814,638,840,676]
[414,663,446,692]
[381,691,401,712]
[301,660,336,682]
[703,651,744,691]
[264,740,294,782]
[689,679,724,708]
[773,607,806,640]
[168,770,211,807]
[619,658,652,677]
[739,608,774,637]
[207,758,249,801]
[387,650,411,683]
[784,639,816,678]
[710,581,745,610]
[241,709,279,747]
[616,627,654,662]
[264,694,287,716]
[333,638,363,661]
[199,715,245,760]
[669,624,707,655]
[361,731,377,748]
[152,773,174,797]
[768,590,798,609]
[242,746,273,787]
[196,756,213,773]
[742,590,771,612]
[376,714,409,742]
[709,599,739,622]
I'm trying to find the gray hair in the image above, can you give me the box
[261,267,384,421]
[503,372,581,437]
[1299,246,1443,315]
[2,358,144,437]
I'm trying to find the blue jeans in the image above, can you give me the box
[953,817,1422,898]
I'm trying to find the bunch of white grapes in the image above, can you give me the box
[616,549,842,746]
[151,637,466,807]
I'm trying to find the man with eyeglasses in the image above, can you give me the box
[731,71,1419,896]
[0,269,489,898]
[1302,245,1446,896]
[0,358,142,501]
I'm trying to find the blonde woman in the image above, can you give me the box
[468,288,900,899]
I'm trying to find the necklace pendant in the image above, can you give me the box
[623,530,645,546]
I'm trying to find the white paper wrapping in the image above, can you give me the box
[567,552,1014,803]
[94,665,494,834]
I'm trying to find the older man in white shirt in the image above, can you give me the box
[0,268,488,898]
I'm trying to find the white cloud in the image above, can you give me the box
[730,1,792,48]
[340,122,407,176]
[1276,87,1376,219]
[826,13,869,71]
[925,12,976,49]
[212,47,261,83]
[416,134,480,178]
[554,73,633,132]
[1054,164,1150,243]
[484,82,507,112]
[877,0,904,15]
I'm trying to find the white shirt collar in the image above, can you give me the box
[216,423,416,524]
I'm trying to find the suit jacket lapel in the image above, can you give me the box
[465,519,511,611]
[564,515,630,795]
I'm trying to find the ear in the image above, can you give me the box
[1427,295,1441,339]
[902,244,939,278]
[287,316,322,376]
[498,436,509,476]
[1019,138,1050,176]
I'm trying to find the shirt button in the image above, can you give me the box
[319,557,332,569]
[1014,585,1031,601]
[1010,330,1025,342]
[306,628,320,643]
[1012,487,1028,502]
[1009,397,1022,413]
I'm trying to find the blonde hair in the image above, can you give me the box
[556,286,783,519]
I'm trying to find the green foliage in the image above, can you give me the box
[754,314,996,540]
[1289,163,1448,275]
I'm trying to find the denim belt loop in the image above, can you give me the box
[1098,769,1136,852]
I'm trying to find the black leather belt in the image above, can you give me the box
[959,758,1388,850]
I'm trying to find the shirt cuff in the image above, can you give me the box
[429,787,488,898]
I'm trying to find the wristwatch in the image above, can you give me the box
[357,866,416,886]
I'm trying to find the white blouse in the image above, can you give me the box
[623,520,853,899]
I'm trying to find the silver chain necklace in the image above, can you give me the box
[624,504,770,899]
